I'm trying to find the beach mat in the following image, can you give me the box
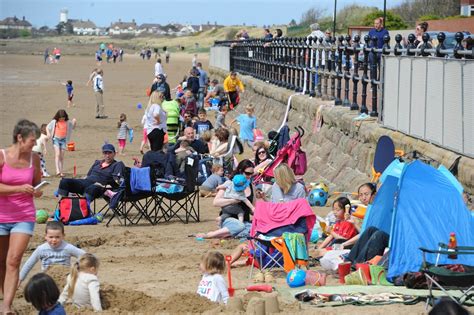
[277,284,467,305]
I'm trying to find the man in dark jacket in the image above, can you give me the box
[57,144,125,202]
[150,74,171,101]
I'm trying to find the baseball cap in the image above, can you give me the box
[102,143,116,153]
[233,174,250,192]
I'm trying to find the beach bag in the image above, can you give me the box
[320,249,350,271]
[54,197,90,224]
[293,148,307,175]
[253,129,264,142]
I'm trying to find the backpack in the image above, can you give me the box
[54,197,90,224]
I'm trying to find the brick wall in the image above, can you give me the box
[418,17,474,33]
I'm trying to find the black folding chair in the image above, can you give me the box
[152,155,200,224]
[105,167,156,227]
[420,243,474,308]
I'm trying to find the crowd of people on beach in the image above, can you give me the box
[1,32,473,314]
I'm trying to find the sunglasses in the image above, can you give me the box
[244,171,254,176]
[258,151,266,155]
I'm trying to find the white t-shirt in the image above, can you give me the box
[32,133,48,153]
[59,272,102,311]
[154,62,164,77]
[196,273,229,304]
[145,103,167,134]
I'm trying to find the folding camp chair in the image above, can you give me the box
[152,155,200,224]
[248,199,316,279]
[104,167,156,227]
[420,243,474,308]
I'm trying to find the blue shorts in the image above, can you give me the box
[221,217,251,239]
[0,222,35,236]
[53,137,67,150]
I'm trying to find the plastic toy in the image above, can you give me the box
[308,188,328,207]
[286,268,306,288]
[36,209,49,224]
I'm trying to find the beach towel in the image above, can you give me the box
[130,167,151,194]
[250,199,316,242]
[283,232,308,262]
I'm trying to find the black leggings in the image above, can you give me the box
[347,226,389,264]
[147,128,165,151]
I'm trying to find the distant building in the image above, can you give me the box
[0,16,32,30]
[72,20,100,35]
[109,19,138,35]
[60,9,68,23]
[461,0,474,16]
[138,23,166,35]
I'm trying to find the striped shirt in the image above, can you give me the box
[117,121,131,140]
[20,241,85,281]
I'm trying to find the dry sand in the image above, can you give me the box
[0,51,468,314]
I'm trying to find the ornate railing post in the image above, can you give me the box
[436,32,446,58]
[394,34,403,56]
[329,36,336,100]
[454,32,465,59]
[406,34,416,56]
[369,35,379,117]
[351,34,360,111]
[319,37,326,99]
[335,35,344,105]
[343,34,352,107]
[360,35,370,114]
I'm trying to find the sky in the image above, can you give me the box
[1,0,405,28]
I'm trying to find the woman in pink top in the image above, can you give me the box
[0,119,43,314]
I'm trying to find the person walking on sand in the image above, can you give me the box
[92,69,107,119]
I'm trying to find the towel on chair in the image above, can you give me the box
[250,198,316,242]
[283,232,308,262]
[130,167,151,194]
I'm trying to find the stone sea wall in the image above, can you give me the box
[210,67,474,195]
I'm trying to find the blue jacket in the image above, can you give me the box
[368,28,389,49]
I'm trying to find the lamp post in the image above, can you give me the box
[383,0,387,28]
[333,0,337,36]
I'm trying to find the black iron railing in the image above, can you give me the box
[214,32,474,117]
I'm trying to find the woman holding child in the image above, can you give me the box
[0,120,43,314]
[196,159,256,239]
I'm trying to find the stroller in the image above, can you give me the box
[253,126,307,190]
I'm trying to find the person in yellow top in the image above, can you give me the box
[223,71,244,109]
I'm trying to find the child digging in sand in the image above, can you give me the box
[197,251,229,304]
[59,253,102,311]
[19,221,85,284]
[24,273,66,315]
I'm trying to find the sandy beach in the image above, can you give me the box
[1,51,470,314]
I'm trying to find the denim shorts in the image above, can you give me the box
[0,222,35,236]
[53,137,67,150]
[221,217,251,239]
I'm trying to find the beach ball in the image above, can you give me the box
[137,103,142,109]
[286,269,306,288]
[308,189,328,207]
[314,182,329,194]
[36,209,49,224]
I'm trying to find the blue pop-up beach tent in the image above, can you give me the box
[362,160,474,280]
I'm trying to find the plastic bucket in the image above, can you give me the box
[67,142,75,151]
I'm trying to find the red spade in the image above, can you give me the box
[225,255,235,297]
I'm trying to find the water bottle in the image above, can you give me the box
[448,232,457,259]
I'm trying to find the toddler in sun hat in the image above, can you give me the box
[217,174,254,223]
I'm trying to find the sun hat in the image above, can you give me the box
[233,174,250,192]
[102,143,116,153]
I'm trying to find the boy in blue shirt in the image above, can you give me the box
[194,108,213,139]
[231,104,256,148]
[62,80,74,108]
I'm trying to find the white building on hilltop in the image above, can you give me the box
[60,9,68,23]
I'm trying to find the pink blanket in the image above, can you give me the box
[250,198,316,242]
